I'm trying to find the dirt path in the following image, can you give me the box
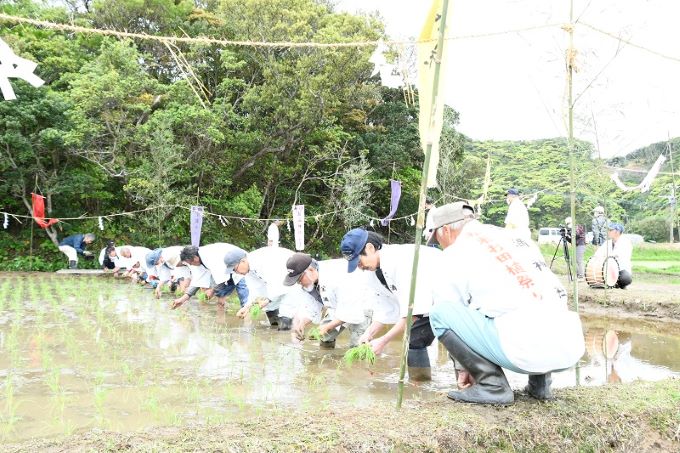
[5,380,678,452]
[563,278,680,324]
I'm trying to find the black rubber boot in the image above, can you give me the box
[439,330,514,405]
[264,308,279,327]
[68,260,78,269]
[319,339,336,349]
[525,373,553,400]
[277,316,293,331]
[407,348,432,381]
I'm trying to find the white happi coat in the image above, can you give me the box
[243,247,300,314]
[433,220,584,373]
[147,246,185,283]
[505,198,531,240]
[368,244,443,325]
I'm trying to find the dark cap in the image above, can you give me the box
[283,253,313,286]
[340,228,368,273]
[507,188,519,196]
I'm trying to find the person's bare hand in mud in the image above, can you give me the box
[171,295,189,310]
[154,285,163,299]
[293,324,305,341]
[368,337,388,355]
[457,370,474,389]
[216,297,226,308]
[236,303,251,319]
[358,331,372,345]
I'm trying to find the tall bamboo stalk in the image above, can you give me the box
[567,0,578,312]
[396,0,450,410]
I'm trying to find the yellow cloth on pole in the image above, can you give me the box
[417,0,452,188]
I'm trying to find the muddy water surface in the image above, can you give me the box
[0,274,678,442]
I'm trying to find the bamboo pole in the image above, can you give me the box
[567,0,578,313]
[396,0,450,410]
[667,138,677,242]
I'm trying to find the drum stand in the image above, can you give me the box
[549,235,573,282]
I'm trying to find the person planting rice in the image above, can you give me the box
[118,246,152,282]
[340,228,443,381]
[145,246,191,298]
[282,253,376,348]
[228,246,300,330]
[58,232,95,269]
[172,243,249,309]
[428,202,585,405]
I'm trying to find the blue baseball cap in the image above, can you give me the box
[608,222,624,233]
[145,248,163,268]
[340,228,368,273]
[507,188,519,196]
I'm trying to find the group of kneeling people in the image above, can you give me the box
[91,202,586,406]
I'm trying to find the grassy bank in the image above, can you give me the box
[5,379,679,452]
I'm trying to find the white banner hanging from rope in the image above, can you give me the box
[292,205,305,251]
[0,37,45,101]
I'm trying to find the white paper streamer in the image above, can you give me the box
[0,38,45,101]
[369,219,374,228]
[410,216,416,226]
[98,216,104,230]
[3,213,8,229]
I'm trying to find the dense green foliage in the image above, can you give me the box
[0,0,677,271]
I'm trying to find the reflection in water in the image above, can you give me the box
[0,275,678,442]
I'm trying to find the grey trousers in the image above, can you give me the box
[320,310,372,348]
[575,245,586,278]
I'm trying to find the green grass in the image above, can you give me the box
[632,243,680,261]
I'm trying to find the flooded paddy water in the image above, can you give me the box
[0,274,678,443]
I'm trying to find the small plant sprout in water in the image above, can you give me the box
[343,344,376,366]
[197,291,208,303]
[307,326,321,341]
[249,304,262,319]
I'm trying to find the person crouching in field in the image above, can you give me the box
[58,233,95,269]
[428,202,584,405]
[340,228,443,381]
[593,222,633,289]
[282,253,373,348]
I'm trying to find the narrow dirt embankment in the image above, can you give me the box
[5,380,679,452]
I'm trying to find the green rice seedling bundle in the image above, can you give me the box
[197,292,207,302]
[307,326,321,340]
[174,288,184,297]
[250,304,262,319]
[343,344,376,366]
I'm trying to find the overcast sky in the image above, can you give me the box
[336,0,680,157]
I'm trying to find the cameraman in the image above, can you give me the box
[565,217,586,280]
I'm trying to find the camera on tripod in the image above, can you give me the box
[558,225,572,243]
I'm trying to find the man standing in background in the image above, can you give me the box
[591,206,607,246]
[268,220,284,247]
[504,188,531,240]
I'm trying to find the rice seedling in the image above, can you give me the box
[249,304,262,319]
[343,344,376,366]
[0,375,21,440]
[307,326,321,340]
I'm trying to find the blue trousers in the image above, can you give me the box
[214,278,249,307]
[429,301,525,373]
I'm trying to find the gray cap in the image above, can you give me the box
[427,201,475,245]
[223,247,247,274]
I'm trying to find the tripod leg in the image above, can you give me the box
[562,239,573,282]
[549,240,561,269]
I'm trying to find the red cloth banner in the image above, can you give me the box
[31,193,59,228]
